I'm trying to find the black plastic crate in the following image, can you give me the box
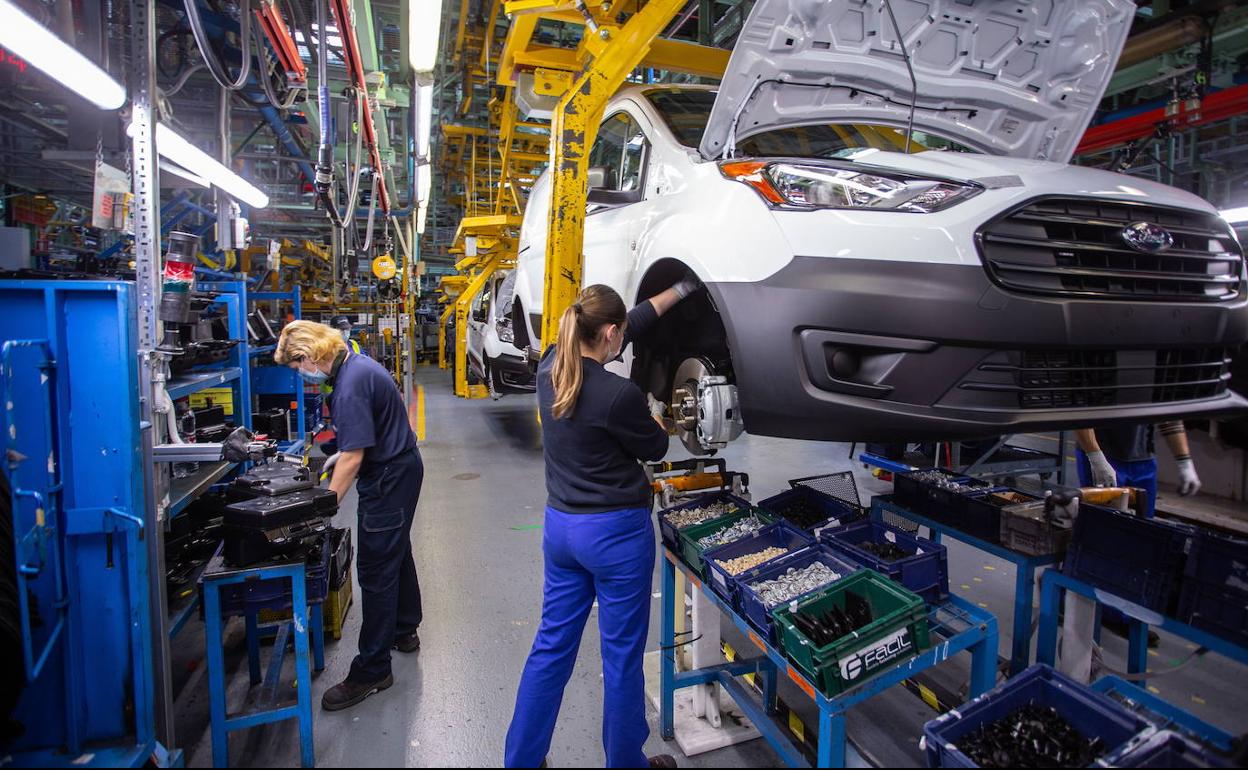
[758,486,867,537]
[206,531,334,615]
[1177,529,1248,648]
[1064,504,1194,613]
[820,521,949,604]
[894,469,991,521]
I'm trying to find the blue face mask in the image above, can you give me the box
[341,330,350,342]
[299,366,329,384]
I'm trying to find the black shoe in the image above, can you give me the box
[648,756,677,768]
[395,629,421,653]
[321,674,394,711]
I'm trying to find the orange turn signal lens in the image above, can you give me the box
[718,160,786,205]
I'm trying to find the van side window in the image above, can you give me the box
[589,112,649,192]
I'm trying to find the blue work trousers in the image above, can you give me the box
[349,447,425,683]
[1075,449,1159,518]
[505,506,655,768]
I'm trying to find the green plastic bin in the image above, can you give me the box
[773,569,930,697]
[678,510,772,578]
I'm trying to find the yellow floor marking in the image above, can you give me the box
[1148,649,1159,658]
[960,584,971,591]
[973,577,984,583]
[1147,686,1162,695]
[1191,696,1206,706]
[416,384,427,441]
[978,602,989,609]
[983,565,996,571]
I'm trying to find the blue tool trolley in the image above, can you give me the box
[1036,568,1248,682]
[201,553,321,768]
[0,281,176,766]
[872,496,1063,676]
[659,547,999,768]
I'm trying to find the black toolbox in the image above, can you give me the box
[251,408,289,440]
[223,487,337,567]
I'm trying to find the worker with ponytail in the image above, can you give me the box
[505,277,702,769]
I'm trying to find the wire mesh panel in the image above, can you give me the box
[788,471,862,509]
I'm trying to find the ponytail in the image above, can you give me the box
[550,284,627,419]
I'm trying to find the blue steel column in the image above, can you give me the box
[1036,571,1063,667]
[1010,565,1038,675]
[969,613,1000,697]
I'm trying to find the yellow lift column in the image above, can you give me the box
[447,214,522,397]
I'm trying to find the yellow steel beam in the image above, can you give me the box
[540,0,687,350]
[645,39,730,79]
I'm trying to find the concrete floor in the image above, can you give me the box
[172,364,1248,767]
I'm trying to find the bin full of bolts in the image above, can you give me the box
[893,469,993,523]
[821,520,949,604]
[923,664,1155,768]
[657,492,753,552]
[702,522,813,609]
[679,511,774,578]
[737,545,860,642]
[758,485,868,537]
[773,570,930,697]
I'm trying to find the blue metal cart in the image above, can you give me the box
[659,548,999,767]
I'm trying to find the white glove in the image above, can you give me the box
[671,275,702,300]
[1086,450,1118,488]
[1176,458,1202,497]
[320,452,340,484]
[647,394,667,420]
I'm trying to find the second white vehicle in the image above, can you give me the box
[468,269,536,397]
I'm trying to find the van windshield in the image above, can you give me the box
[645,88,978,156]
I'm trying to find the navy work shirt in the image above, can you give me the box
[329,352,417,466]
[539,301,670,513]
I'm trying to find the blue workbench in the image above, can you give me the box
[659,548,999,767]
[871,497,1062,676]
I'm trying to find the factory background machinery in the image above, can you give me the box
[1,0,1248,768]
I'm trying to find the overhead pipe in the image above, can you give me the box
[1118,15,1209,70]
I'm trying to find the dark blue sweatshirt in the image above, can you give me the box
[538,301,670,513]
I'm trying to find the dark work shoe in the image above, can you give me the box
[648,756,678,768]
[395,629,421,653]
[321,674,394,711]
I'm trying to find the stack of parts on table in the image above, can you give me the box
[658,489,939,698]
[223,460,337,567]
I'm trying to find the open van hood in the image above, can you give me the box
[699,0,1134,164]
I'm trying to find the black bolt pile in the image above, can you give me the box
[958,704,1105,768]
[773,496,827,529]
[856,540,913,562]
[791,590,874,646]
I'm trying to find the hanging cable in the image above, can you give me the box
[313,0,345,227]
[360,172,379,253]
[183,0,253,91]
[252,25,300,109]
[882,0,918,153]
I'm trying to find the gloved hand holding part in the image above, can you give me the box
[1085,450,1118,488]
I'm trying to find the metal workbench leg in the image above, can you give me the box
[1128,621,1149,680]
[203,584,230,768]
[969,618,1000,697]
[292,577,315,768]
[1010,564,1038,675]
[1036,574,1062,668]
[660,555,676,741]
[245,610,262,685]
[817,707,847,768]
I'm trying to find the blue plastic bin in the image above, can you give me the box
[657,491,753,551]
[821,521,949,604]
[736,545,859,643]
[1115,731,1234,768]
[923,664,1153,768]
[1064,504,1194,613]
[1177,529,1248,648]
[702,522,813,608]
[757,486,867,536]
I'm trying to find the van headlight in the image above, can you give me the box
[497,318,514,344]
[720,160,981,213]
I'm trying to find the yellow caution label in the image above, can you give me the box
[918,684,940,711]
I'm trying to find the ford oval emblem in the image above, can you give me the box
[1121,221,1174,253]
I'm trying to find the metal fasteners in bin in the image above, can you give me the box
[697,514,768,550]
[923,664,1154,768]
[677,509,772,578]
[736,545,859,642]
[701,522,815,607]
[821,520,949,604]
[657,492,752,550]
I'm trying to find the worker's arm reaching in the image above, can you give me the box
[1075,428,1118,488]
[1159,420,1202,496]
[646,276,701,317]
[328,448,365,503]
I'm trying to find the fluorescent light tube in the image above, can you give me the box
[1221,207,1248,224]
[409,0,444,79]
[417,84,434,159]
[129,121,270,209]
[0,0,125,110]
